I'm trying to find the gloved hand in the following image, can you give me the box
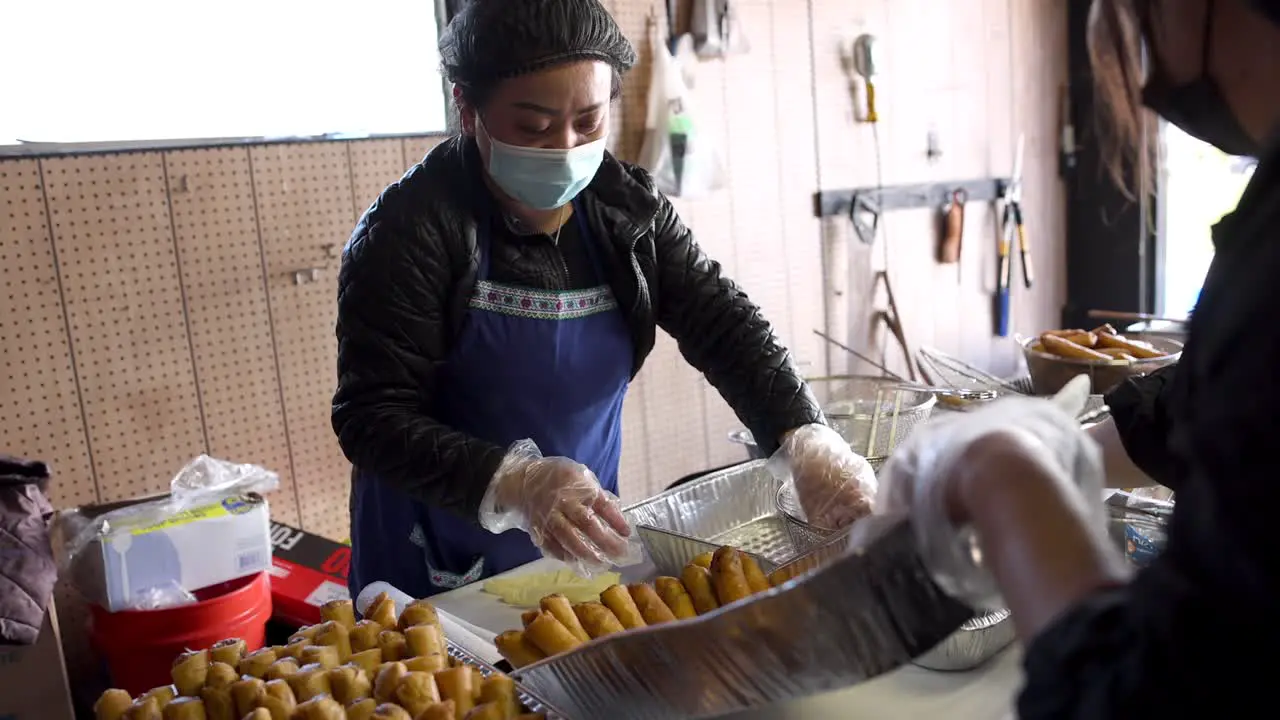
[768,423,877,530]
[873,375,1105,610]
[479,440,642,577]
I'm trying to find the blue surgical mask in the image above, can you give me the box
[479,120,607,210]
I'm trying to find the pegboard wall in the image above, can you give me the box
[0,1,1066,527]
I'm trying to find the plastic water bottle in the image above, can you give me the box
[354,581,415,620]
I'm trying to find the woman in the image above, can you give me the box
[333,0,875,601]
[870,0,1280,716]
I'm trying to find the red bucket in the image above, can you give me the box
[90,572,272,696]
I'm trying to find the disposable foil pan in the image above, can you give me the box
[626,461,795,576]
[911,608,1016,671]
[512,519,974,720]
[447,640,568,718]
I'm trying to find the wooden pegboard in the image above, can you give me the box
[163,147,302,526]
[250,142,353,541]
[347,139,407,220]
[0,159,97,507]
[40,153,207,502]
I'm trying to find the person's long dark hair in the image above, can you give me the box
[1087,0,1158,198]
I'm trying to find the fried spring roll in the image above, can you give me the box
[350,620,383,653]
[434,666,475,718]
[680,564,719,615]
[417,701,458,720]
[95,689,133,720]
[287,663,333,702]
[599,585,646,629]
[404,623,446,658]
[710,547,751,606]
[346,698,377,720]
[292,696,345,720]
[280,639,310,661]
[691,551,714,569]
[539,594,590,643]
[1040,333,1111,361]
[140,686,176,710]
[494,631,546,669]
[123,699,161,720]
[205,661,238,690]
[572,601,625,638]
[653,577,697,619]
[519,610,539,628]
[264,658,299,681]
[477,675,519,718]
[627,583,677,625]
[739,554,771,594]
[229,677,264,718]
[314,620,352,662]
[378,630,409,661]
[210,638,246,668]
[160,697,204,720]
[172,649,210,697]
[289,625,321,644]
[241,710,272,720]
[399,599,440,630]
[300,644,340,670]
[373,662,409,703]
[321,599,358,631]
[238,648,278,678]
[462,703,504,720]
[1095,332,1166,359]
[468,667,485,701]
[371,704,413,720]
[365,593,399,630]
[197,687,233,720]
[347,648,383,675]
[328,665,372,704]
[258,680,296,720]
[524,611,583,655]
[405,653,449,674]
[394,671,442,716]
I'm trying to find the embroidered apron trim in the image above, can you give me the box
[469,281,618,320]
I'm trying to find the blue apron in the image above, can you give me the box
[349,200,632,600]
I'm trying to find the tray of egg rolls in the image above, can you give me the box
[497,512,984,719]
[92,593,567,720]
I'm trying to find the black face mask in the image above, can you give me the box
[1140,0,1260,157]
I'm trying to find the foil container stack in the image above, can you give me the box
[447,641,569,718]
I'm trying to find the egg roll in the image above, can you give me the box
[681,564,719,615]
[161,697,204,720]
[321,598,358,630]
[394,671,442,716]
[417,701,458,720]
[373,661,409,703]
[710,547,751,605]
[399,599,440,630]
[371,704,413,720]
[404,623,446,658]
[207,638,245,668]
[140,686,176,711]
[740,554,771,594]
[572,601,625,638]
[349,620,383,653]
[519,610,539,628]
[653,577,696,620]
[378,630,409,661]
[365,593,399,630]
[205,661,238,690]
[95,689,133,720]
[238,648,278,678]
[258,679,296,720]
[539,594,590,643]
[328,664,372,704]
[347,648,383,675]
[691,551,714,569]
[627,583,676,625]
[280,639,310,660]
[289,663,333,701]
[241,710,271,720]
[292,696,345,720]
[599,585,646,629]
[172,649,211,697]
[198,687,234,720]
[469,667,485,701]
[405,653,449,674]
[463,702,505,720]
[494,631,546,669]
[264,658,299,681]
[524,611,583,655]
[434,666,475,718]
[477,675,519,718]
[300,644,341,670]
[314,620,352,662]
[123,699,161,720]
[346,698,377,720]
[290,625,321,643]
[229,677,264,718]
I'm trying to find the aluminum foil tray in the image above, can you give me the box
[626,461,799,576]
[447,640,568,718]
[912,608,1016,671]
[512,519,974,720]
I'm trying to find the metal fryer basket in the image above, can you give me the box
[810,376,937,465]
[775,480,838,555]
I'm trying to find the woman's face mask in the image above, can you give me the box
[478,119,607,210]
[1140,0,1259,157]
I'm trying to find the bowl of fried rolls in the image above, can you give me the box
[1021,324,1182,396]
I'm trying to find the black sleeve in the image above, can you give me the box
[649,194,823,455]
[331,207,505,521]
[1103,364,1179,488]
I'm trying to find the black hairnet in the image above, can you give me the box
[439,0,637,96]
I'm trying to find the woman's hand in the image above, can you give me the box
[771,424,877,529]
[481,440,641,576]
[874,376,1109,611]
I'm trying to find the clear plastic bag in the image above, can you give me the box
[637,24,727,199]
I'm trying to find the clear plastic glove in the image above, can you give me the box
[873,375,1105,610]
[768,423,878,529]
[479,440,643,577]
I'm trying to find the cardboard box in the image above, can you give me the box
[74,494,272,611]
[0,608,74,720]
[268,521,350,627]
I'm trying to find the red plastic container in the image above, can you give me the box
[90,572,272,696]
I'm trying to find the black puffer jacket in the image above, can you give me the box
[332,136,821,521]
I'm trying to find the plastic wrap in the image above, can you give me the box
[513,519,975,719]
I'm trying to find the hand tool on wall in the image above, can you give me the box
[994,134,1031,337]
[852,34,881,123]
[872,271,917,381]
[938,188,966,264]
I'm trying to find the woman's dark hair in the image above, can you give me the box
[439,0,637,112]
[1087,0,1157,199]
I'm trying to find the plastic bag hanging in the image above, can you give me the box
[637,22,727,198]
